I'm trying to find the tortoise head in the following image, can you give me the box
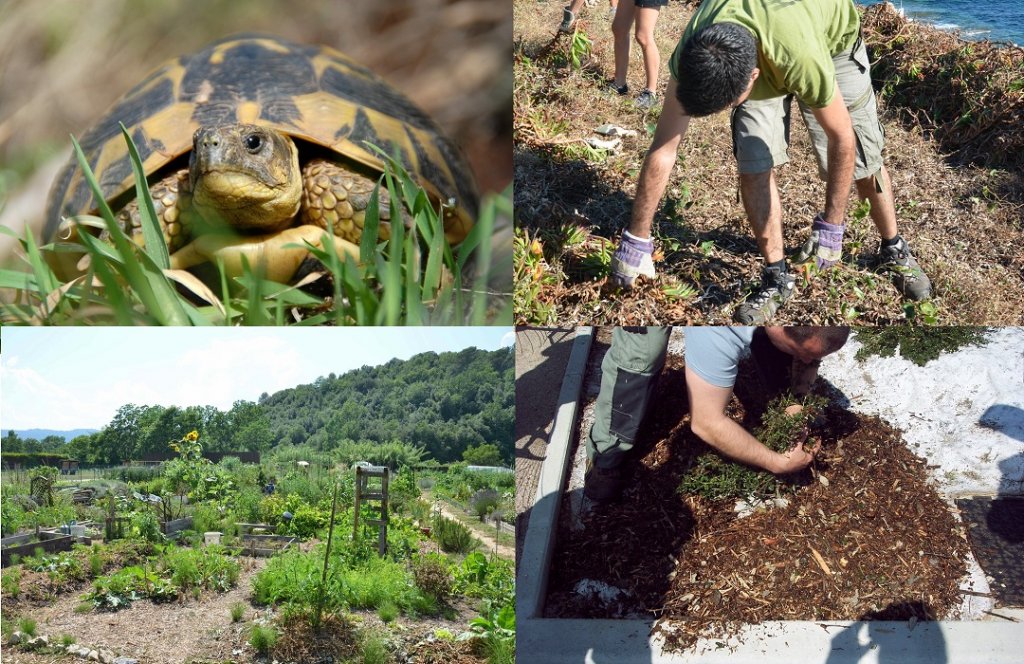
[189,124,301,232]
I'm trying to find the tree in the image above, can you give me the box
[463,443,503,467]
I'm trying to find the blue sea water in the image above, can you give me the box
[865,0,1024,45]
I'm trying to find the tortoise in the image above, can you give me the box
[45,34,478,282]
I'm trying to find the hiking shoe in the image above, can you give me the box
[584,461,625,503]
[877,236,932,300]
[733,265,796,324]
[559,6,577,32]
[635,89,657,109]
[606,81,629,96]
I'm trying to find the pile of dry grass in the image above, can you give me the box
[862,2,1024,171]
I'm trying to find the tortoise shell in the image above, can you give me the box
[45,34,478,244]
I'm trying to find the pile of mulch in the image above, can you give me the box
[270,612,363,664]
[407,638,488,664]
[862,2,1024,172]
[545,357,969,651]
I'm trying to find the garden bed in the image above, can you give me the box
[2,531,76,567]
[545,357,969,649]
[238,533,295,558]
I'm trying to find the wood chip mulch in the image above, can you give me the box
[545,357,969,651]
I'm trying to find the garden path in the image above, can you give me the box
[434,500,515,560]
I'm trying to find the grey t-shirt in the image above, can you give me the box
[684,327,756,388]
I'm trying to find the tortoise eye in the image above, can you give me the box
[244,133,263,152]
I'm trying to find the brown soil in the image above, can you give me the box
[545,353,970,651]
[513,0,1024,325]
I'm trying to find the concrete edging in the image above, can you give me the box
[518,326,593,622]
[516,326,1024,663]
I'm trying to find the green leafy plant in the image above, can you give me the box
[678,394,828,500]
[569,29,593,69]
[230,602,246,623]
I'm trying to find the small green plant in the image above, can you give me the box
[74,602,93,614]
[377,601,399,624]
[1,568,22,598]
[569,29,593,69]
[88,551,104,577]
[361,631,391,664]
[249,624,278,654]
[230,602,246,623]
[432,514,479,554]
[60,634,76,647]
[18,616,37,637]
[678,394,828,500]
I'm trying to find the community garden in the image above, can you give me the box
[1,433,515,664]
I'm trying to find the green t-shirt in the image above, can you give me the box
[669,0,861,108]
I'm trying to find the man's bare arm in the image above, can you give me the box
[686,366,818,474]
[810,82,856,225]
[627,78,691,238]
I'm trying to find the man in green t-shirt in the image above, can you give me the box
[609,0,932,323]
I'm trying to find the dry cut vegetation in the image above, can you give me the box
[514,0,1024,325]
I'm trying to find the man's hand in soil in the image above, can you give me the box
[774,438,820,474]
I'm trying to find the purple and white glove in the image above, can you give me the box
[796,213,845,269]
[610,231,656,288]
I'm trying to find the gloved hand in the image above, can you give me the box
[794,213,845,269]
[610,231,655,288]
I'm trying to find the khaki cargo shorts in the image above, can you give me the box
[730,36,885,181]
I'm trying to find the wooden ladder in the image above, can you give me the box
[353,464,389,556]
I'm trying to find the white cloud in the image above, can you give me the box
[500,331,516,348]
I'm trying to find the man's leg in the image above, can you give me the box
[739,170,785,265]
[586,326,671,501]
[730,97,796,324]
[800,38,931,300]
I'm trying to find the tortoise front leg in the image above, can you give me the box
[113,169,194,252]
[300,158,406,244]
[169,225,360,283]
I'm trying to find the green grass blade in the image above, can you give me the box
[360,184,382,264]
[120,123,170,270]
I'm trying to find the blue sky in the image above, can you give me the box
[1,327,515,431]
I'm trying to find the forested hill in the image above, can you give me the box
[0,347,514,467]
[259,346,515,463]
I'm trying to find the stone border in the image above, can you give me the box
[516,326,1024,663]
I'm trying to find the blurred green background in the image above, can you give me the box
[0,0,511,257]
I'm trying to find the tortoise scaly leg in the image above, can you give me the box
[170,225,360,283]
[299,158,407,244]
[113,169,194,252]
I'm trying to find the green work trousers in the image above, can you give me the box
[586,326,671,468]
